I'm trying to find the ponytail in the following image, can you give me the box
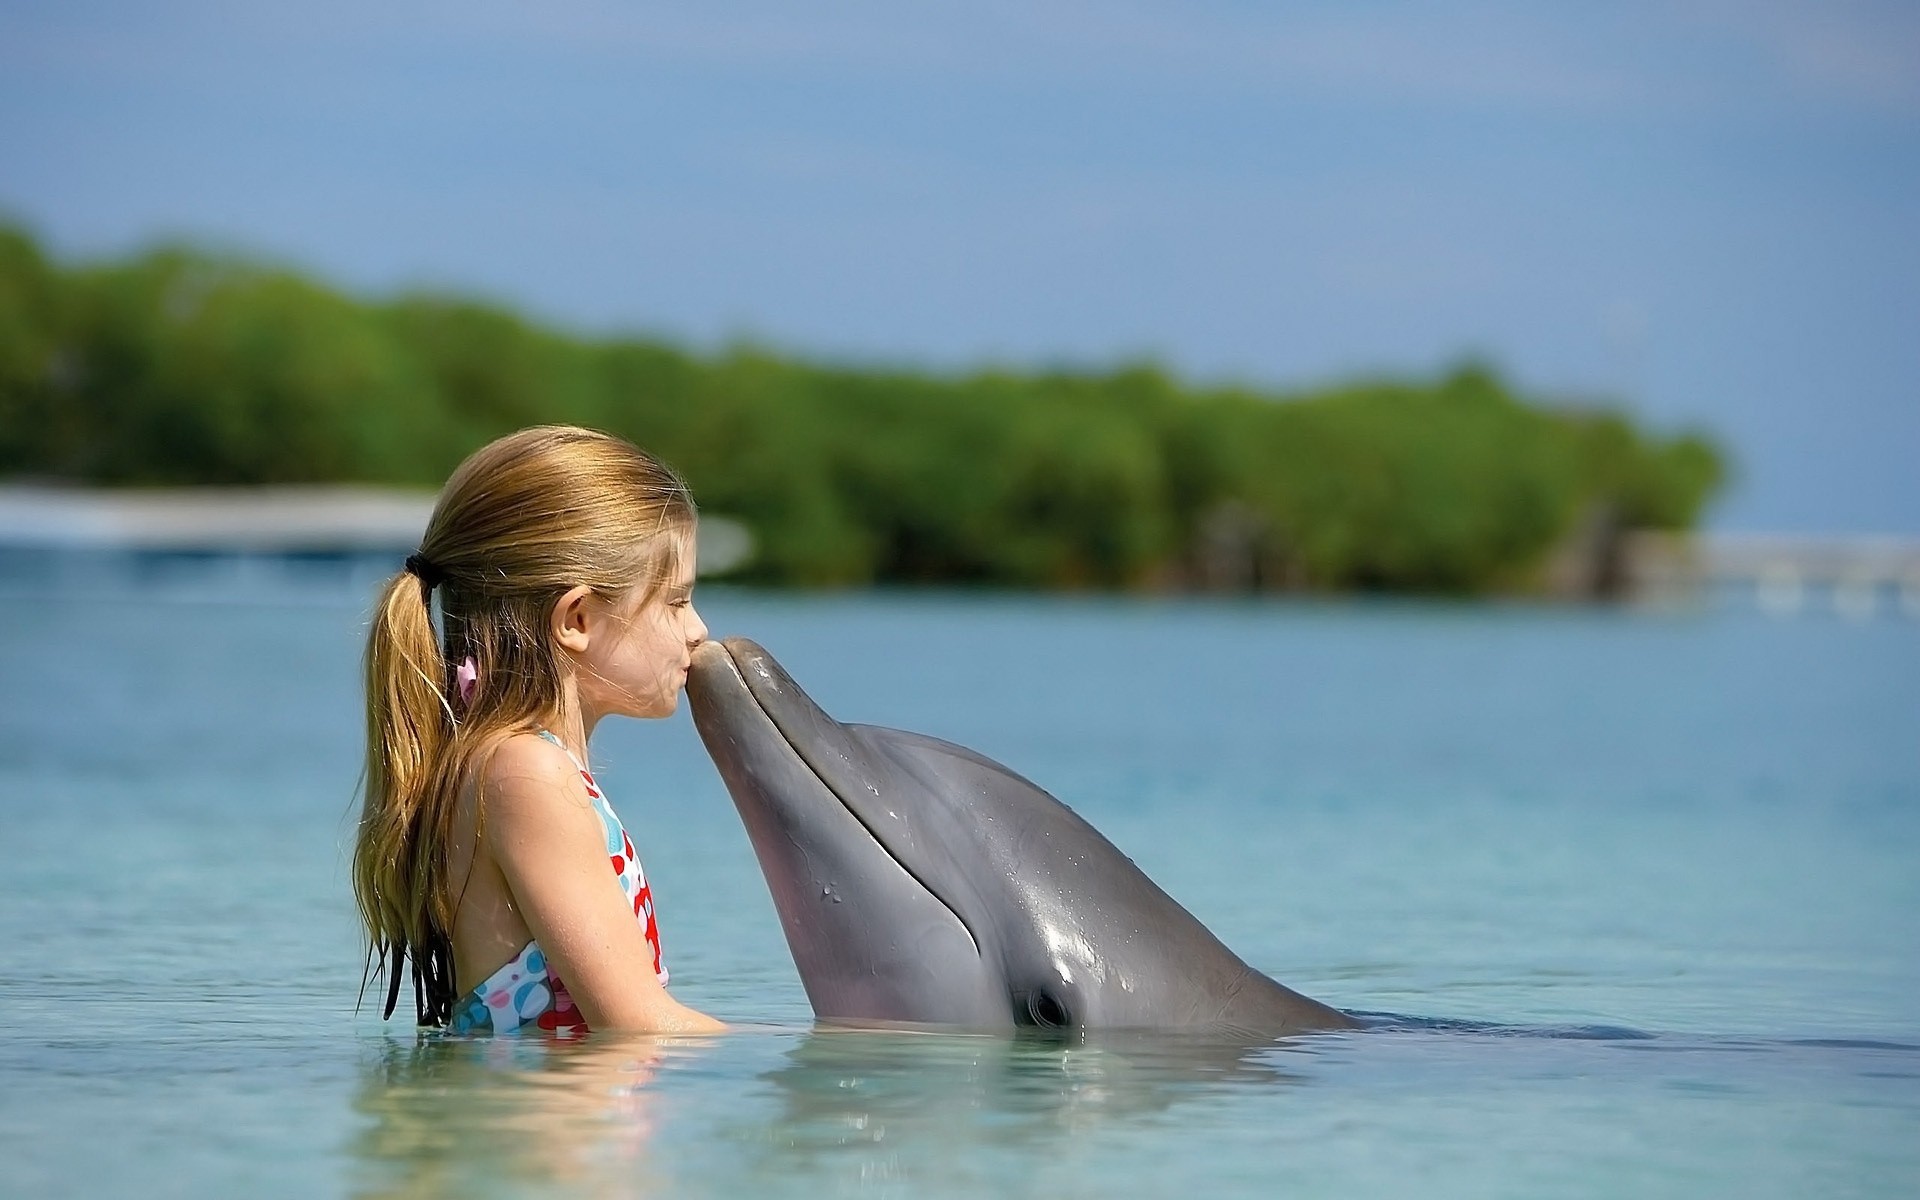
[354,568,457,1026]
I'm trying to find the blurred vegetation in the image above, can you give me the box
[0,224,1724,593]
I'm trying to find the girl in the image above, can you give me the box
[353,425,725,1035]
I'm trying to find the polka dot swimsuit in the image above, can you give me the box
[450,731,667,1035]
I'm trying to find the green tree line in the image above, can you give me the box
[0,224,1723,592]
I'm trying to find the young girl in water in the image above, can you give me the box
[353,425,725,1035]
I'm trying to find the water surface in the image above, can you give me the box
[0,553,1914,1197]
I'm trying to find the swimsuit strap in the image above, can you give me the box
[534,728,589,773]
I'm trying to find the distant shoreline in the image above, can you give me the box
[4,484,1915,616]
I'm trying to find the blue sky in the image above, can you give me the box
[3,1,1915,532]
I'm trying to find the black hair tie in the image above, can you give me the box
[403,552,445,595]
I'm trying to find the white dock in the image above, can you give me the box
[1628,531,1920,619]
[0,486,754,575]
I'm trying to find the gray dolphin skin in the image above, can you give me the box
[687,637,1358,1036]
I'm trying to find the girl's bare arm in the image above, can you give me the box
[481,735,724,1034]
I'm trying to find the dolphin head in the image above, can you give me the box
[687,637,1352,1035]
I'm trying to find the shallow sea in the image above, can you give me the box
[0,552,1915,1198]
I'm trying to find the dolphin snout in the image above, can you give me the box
[688,637,837,749]
[690,638,733,674]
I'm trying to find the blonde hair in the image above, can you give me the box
[352,425,696,1025]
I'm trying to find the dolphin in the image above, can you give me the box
[687,637,1358,1036]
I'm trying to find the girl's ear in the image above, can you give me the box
[551,585,595,653]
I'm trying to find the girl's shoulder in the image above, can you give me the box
[467,729,596,820]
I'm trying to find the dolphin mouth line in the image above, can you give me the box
[713,641,983,960]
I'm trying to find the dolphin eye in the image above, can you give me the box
[1018,990,1072,1029]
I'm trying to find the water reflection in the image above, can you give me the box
[348,1027,1322,1197]
[729,1028,1312,1192]
[349,1033,687,1199]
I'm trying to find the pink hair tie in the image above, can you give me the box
[455,656,479,708]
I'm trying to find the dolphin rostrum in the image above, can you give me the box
[687,637,1357,1036]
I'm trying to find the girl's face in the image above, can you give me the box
[571,543,708,723]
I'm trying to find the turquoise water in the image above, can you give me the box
[1,553,1916,1197]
